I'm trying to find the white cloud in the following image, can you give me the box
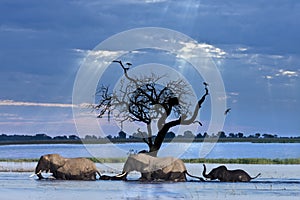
[0,25,37,33]
[0,100,76,108]
[72,49,127,62]
[177,41,227,59]
[277,69,298,77]
[265,75,273,79]
[144,0,166,3]
[237,47,248,52]
[229,92,239,96]
[217,92,239,104]
[90,50,125,58]
[0,113,17,117]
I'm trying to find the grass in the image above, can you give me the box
[89,157,127,163]
[182,158,300,165]
[1,158,300,164]
[0,158,39,162]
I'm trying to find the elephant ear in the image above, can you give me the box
[48,154,66,168]
[217,168,227,181]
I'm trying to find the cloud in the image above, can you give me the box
[265,75,273,80]
[0,113,17,117]
[276,69,298,78]
[144,0,166,3]
[0,100,76,108]
[218,92,239,103]
[72,49,130,70]
[122,0,167,3]
[0,25,37,33]
[177,41,227,59]
[0,113,24,121]
[1,0,299,136]
[73,49,126,59]
[262,68,299,81]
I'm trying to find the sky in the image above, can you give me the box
[0,0,299,137]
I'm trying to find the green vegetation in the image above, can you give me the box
[183,158,300,165]
[1,158,299,164]
[0,158,39,162]
[88,157,127,163]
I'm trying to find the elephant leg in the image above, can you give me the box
[150,170,186,182]
[238,175,250,182]
[140,172,152,181]
[85,171,97,180]
[152,170,167,181]
[56,170,67,180]
[168,172,186,182]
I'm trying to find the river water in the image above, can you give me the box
[0,143,299,199]
[0,164,299,200]
[0,142,299,159]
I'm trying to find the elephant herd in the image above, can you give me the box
[33,153,261,182]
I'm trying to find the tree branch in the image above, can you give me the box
[94,60,209,155]
[152,87,209,152]
[181,87,208,125]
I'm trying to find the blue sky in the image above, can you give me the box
[0,0,299,137]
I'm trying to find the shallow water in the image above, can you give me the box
[0,143,299,199]
[0,164,299,200]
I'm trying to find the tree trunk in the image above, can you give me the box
[149,119,181,156]
[147,88,208,156]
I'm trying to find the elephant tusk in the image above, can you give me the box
[116,172,127,178]
[30,170,42,178]
[36,170,42,175]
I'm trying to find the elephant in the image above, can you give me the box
[202,164,261,182]
[35,154,101,180]
[111,153,204,182]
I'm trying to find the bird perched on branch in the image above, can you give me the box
[224,108,231,115]
[113,60,131,71]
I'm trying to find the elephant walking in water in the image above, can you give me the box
[35,154,101,180]
[105,153,204,182]
[202,164,261,182]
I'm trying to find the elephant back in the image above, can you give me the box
[61,158,97,175]
[157,157,186,173]
[127,154,186,173]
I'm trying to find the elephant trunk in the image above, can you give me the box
[35,164,44,179]
[202,164,210,179]
[35,158,45,179]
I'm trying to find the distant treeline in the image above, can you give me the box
[0,131,300,145]
[84,130,300,143]
[0,133,82,145]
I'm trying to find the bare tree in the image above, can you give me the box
[93,61,209,156]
